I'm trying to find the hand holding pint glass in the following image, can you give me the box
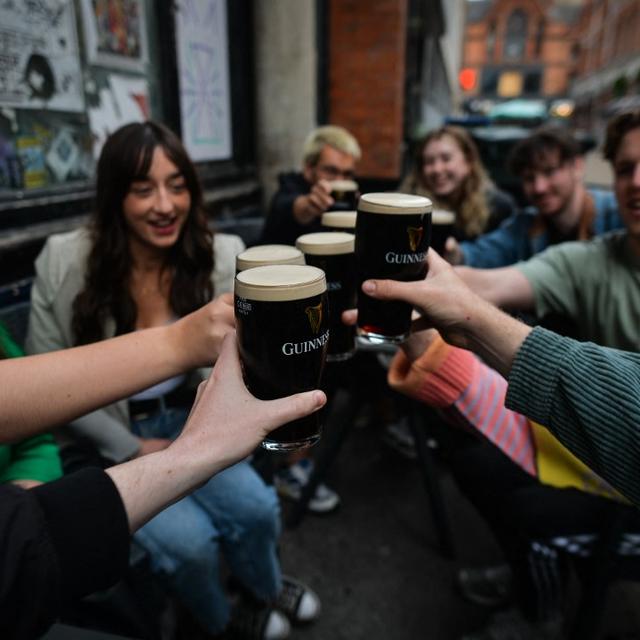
[355,193,432,344]
[234,265,329,451]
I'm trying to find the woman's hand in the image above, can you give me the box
[170,293,236,370]
[169,333,327,475]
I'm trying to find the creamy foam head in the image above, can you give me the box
[321,211,357,229]
[358,192,432,215]
[329,179,358,192]
[296,232,355,255]
[432,209,456,225]
[236,245,305,272]
[235,265,326,302]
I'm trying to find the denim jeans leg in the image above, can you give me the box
[192,460,283,603]
[131,406,189,440]
[133,495,230,634]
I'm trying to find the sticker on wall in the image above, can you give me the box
[175,0,232,162]
[0,1,84,112]
[46,128,80,183]
[88,74,149,159]
[17,136,48,189]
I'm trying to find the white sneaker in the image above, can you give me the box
[274,459,340,514]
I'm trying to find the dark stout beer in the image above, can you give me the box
[355,192,432,344]
[328,179,359,211]
[321,211,357,232]
[296,232,356,361]
[234,265,329,451]
[236,244,305,274]
[430,209,456,255]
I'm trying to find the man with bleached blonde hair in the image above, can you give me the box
[261,125,361,245]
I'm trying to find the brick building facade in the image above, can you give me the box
[461,0,582,102]
[570,0,640,128]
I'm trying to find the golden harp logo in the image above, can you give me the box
[305,302,323,334]
[407,226,423,252]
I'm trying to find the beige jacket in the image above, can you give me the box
[25,227,244,462]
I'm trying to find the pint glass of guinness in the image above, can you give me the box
[328,179,359,211]
[235,265,329,451]
[355,193,432,344]
[321,211,357,232]
[430,209,456,255]
[236,244,305,274]
[296,232,356,362]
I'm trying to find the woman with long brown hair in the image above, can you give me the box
[26,121,320,639]
[401,125,515,247]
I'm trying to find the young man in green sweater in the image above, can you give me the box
[353,109,640,638]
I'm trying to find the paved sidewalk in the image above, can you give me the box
[278,421,640,640]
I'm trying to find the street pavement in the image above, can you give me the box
[278,417,640,640]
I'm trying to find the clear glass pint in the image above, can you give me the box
[296,232,356,362]
[355,192,432,344]
[235,244,305,274]
[234,265,329,451]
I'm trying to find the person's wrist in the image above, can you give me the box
[164,321,198,372]
[165,433,225,490]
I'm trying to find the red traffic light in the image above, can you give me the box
[459,68,477,92]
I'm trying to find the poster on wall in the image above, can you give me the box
[87,74,149,159]
[175,0,232,162]
[81,0,148,72]
[0,0,84,112]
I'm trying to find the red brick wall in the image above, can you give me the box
[328,0,407,179]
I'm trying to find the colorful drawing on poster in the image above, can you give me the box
[175,0,232,162]
[81,0,148,72]
[87,74,149,159]
[0,1,84,112]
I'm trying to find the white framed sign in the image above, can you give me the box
[175,0,232,161]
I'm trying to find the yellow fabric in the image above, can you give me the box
[531,421,627,502]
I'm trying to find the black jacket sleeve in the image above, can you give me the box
[0,467,130,640]
[261,172,323,244]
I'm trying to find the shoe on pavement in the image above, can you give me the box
[381,417,418,460]
[457,564,513,607]
[274,459,340,514]
[275,575,321,624]
[227,602,290,640]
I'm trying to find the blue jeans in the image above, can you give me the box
[131,406,282,633]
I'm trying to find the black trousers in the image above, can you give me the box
[449,440,640,621]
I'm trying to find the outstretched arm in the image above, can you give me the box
[107,333,326,531]
[455,265,535,312]
[0,294,235,443]
[359,250,640,507]
[1,334,326,637]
